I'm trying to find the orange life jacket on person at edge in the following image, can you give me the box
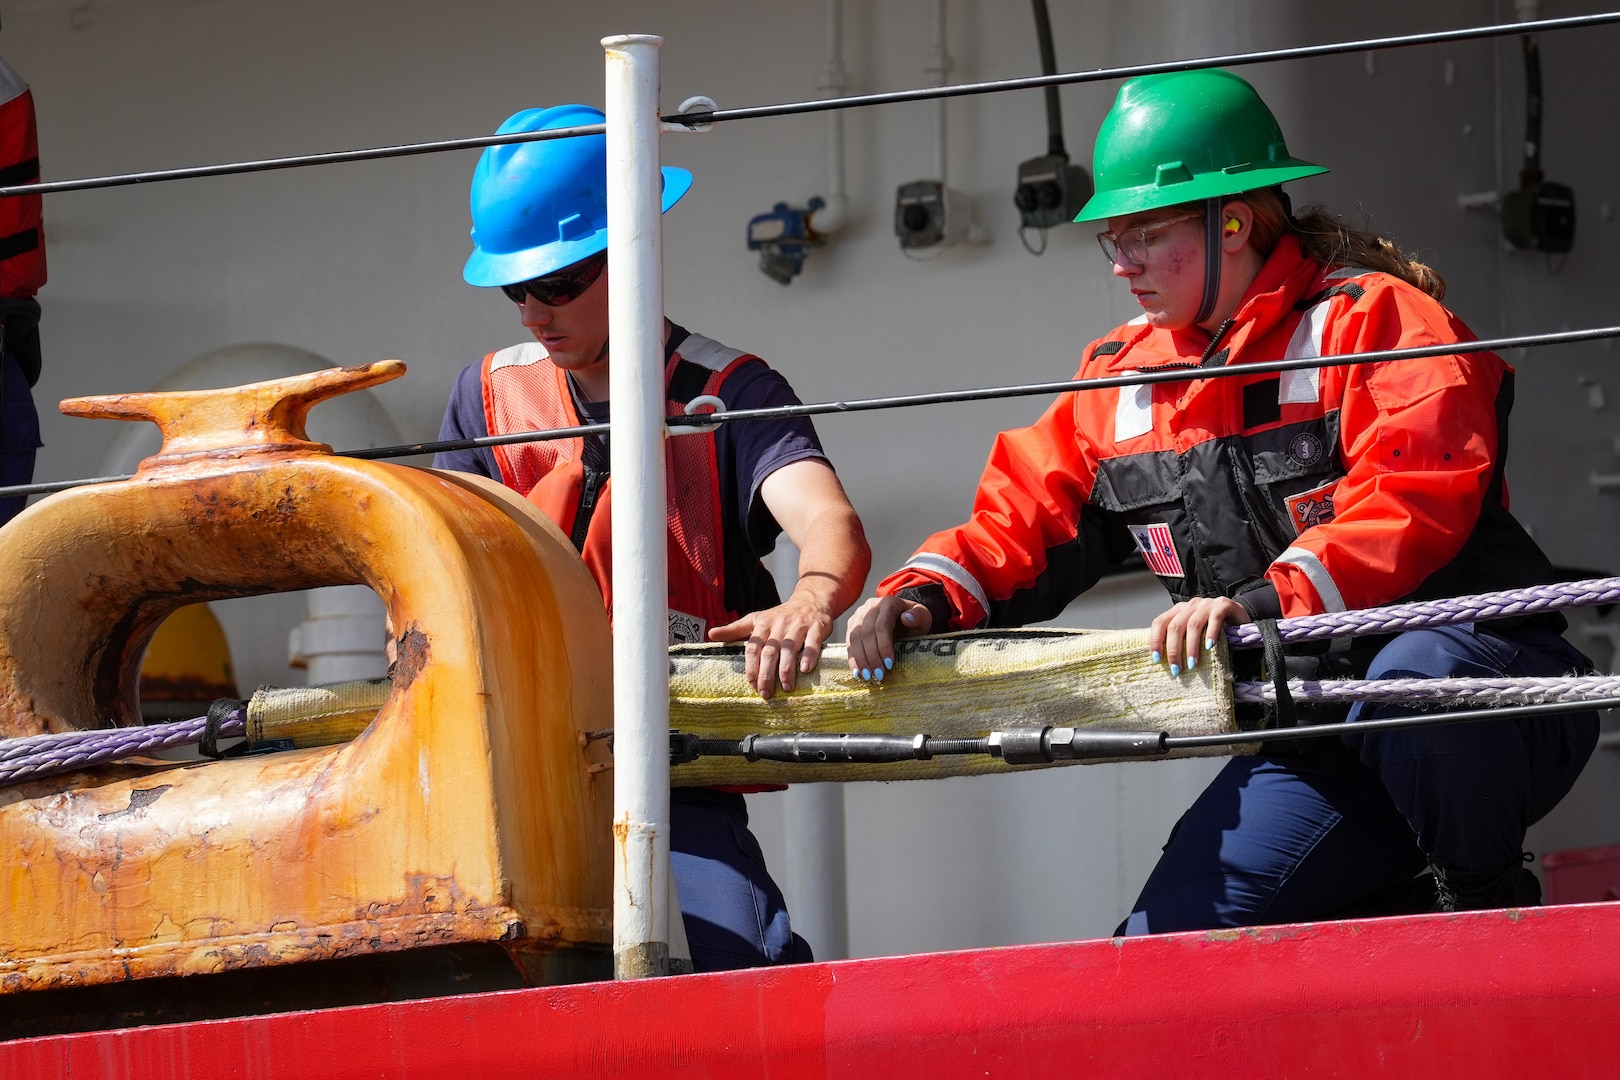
[0,59,45,299]
[481,332,754,647]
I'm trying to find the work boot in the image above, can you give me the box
[1332,874,1439,919]
[1429,853,1542,912]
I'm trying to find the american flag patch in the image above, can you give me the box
[1130,523,1184,578]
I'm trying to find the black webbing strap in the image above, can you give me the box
[0,157,39,187]
[0,227,39,262]
[1193,196,1222,326]
[1256,617,1298,729]
[199,698,248,758]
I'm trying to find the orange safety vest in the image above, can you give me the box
[0,59,43,299]
[481,333,755,644]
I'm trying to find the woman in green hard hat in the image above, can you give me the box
[847,68,1597,930]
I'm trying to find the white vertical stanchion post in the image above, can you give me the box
[603,33,672,980]
[784,784,850,959]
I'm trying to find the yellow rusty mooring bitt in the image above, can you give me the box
[0,362,615,992]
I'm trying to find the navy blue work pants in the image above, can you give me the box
[1120,623,1599,935]
[0,350,39,527]
[671,787,813,972]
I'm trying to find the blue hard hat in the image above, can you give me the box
[464,104,694,287]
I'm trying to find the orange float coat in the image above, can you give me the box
[0,59,43,300]
[878,235,1555,630]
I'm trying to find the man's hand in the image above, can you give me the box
[1148,596,1249,675]
[844,594,932,682]
[709,593,835,699]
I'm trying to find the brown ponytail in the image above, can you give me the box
[1235,188,1447,301]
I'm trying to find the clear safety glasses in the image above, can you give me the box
[1096,211,1203,267]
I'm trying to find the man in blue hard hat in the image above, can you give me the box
[435,104,871,972]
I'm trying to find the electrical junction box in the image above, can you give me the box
[1502,180,1576,254]
[1014,153,1092,230]
[895,179,972,250]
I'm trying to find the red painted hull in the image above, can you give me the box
[7,903,1620,1078]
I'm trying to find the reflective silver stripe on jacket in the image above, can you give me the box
[901,552,991,619]
[0,60,27,107]
[488,341,549,372]
[1278,268,1374,405]
[1274,546,1347,613]
[1279,303,1329,404]
[1114,374,1153,441]
[676,332,748,373]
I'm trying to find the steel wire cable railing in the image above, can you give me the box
[6,321,1617,501]
[4,12,1618,199]
[5,685,1616,786]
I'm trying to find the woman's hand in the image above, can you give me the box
[1149,597,1250,675]
[844,594,932,682]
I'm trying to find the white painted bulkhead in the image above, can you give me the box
[10,0,1620,955]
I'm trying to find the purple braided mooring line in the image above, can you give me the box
[0,719,195,764]
[0,710,245,786]
[1235,674,1620,706]
[1225,576,1620,649]
[5,578,1618,786]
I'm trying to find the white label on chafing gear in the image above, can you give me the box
[668,610,707,646]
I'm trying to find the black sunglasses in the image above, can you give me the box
[500,250,608,307]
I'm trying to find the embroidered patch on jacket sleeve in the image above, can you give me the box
[1288,479,1338,534]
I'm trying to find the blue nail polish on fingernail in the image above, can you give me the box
[1169,663,1180,677]
[884,657,893,670]
[1187,656,1197,671]
[873,667,885,682]
[1205,639,1215,651]
[861,668,871,681]
[1151,651,1162,664]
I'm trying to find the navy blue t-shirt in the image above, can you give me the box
[434,324,828,616]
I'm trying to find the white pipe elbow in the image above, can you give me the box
[809,192,849,235]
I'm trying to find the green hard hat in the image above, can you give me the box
[1074,69,1328,222]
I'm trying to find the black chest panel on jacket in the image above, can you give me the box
[1089,413,1345,601]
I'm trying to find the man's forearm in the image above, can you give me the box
[787,505,871,620]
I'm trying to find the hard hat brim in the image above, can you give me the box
[1073,161,1327,223]
[464,166,693,288]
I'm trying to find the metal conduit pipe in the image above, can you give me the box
[808,0,850,235]
[926,0,953,188]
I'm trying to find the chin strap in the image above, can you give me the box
[1194,195,1223,326]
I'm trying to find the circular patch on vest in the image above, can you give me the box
[1288,432,1324,467]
